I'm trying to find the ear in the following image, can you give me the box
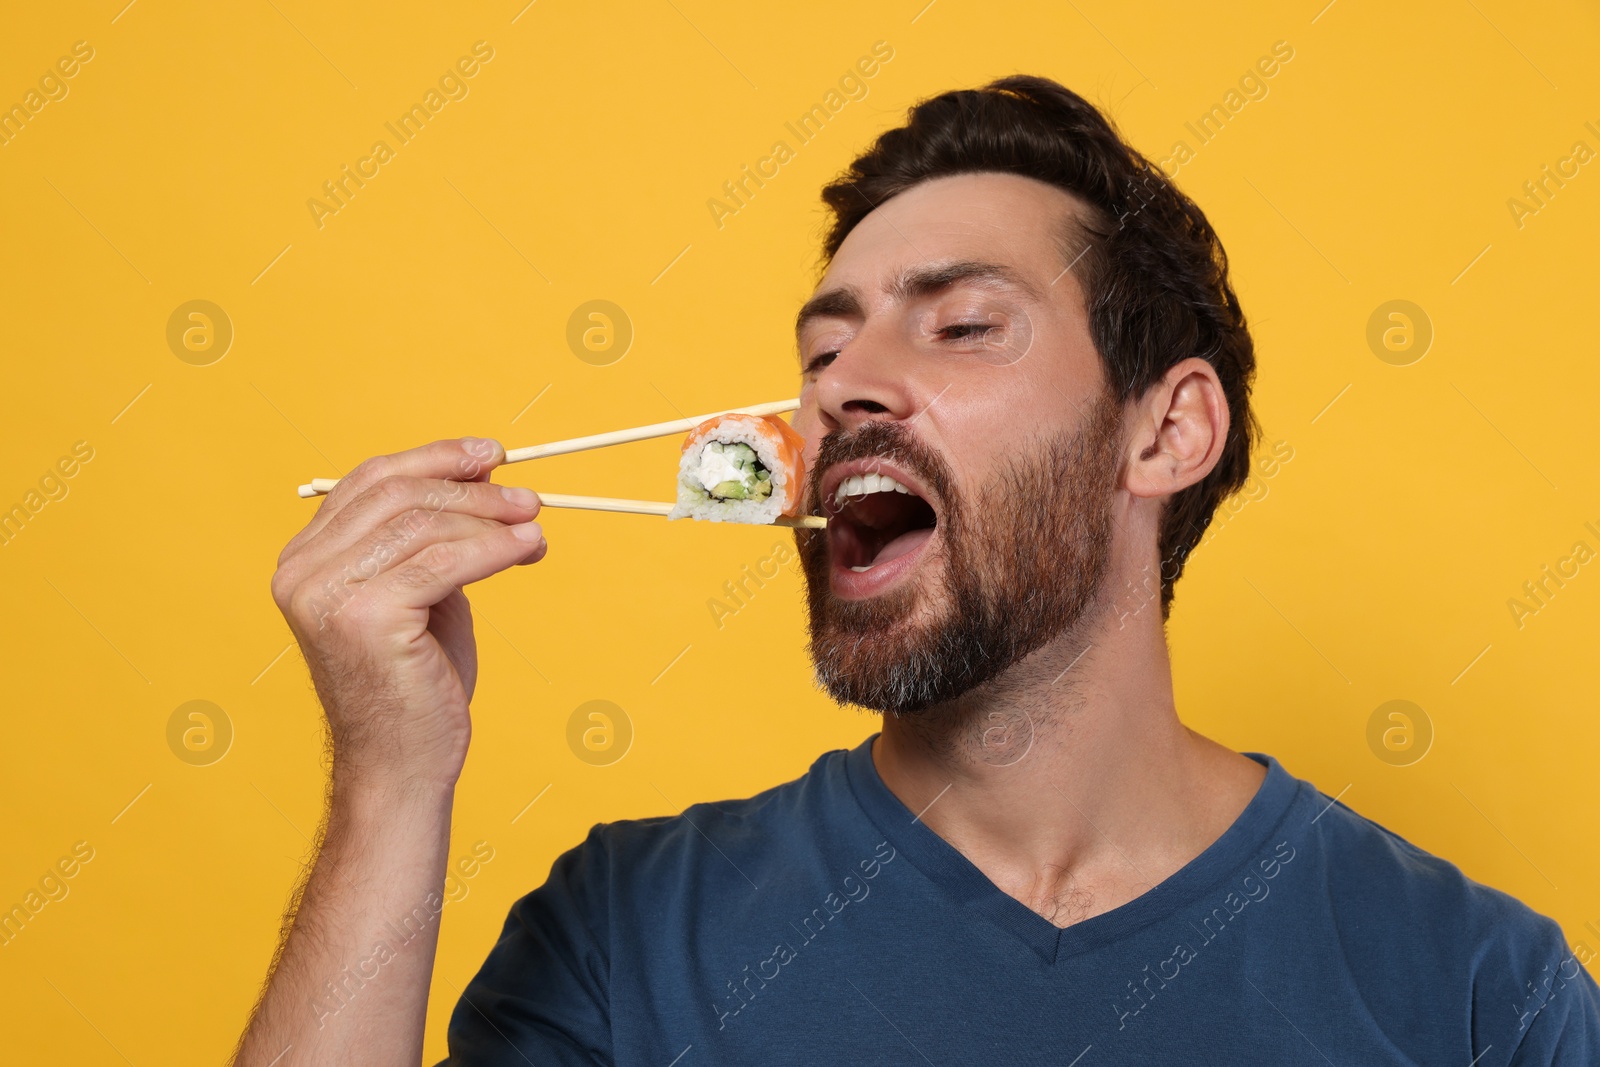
[1124,358,1229,500]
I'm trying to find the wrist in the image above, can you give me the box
[329,768,458,826]
[328,739,466,795]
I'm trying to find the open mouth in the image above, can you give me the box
[824,465,939,577]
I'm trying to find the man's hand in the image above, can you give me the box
[234,437,546,1066]
[270,436,545,787]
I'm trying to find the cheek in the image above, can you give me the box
[921,391,1020,497]
[938,369,1061,458]
[937,367,1107,512]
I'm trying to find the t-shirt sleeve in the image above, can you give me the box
[1507,952,1600,1066]
[434,824,613,1066]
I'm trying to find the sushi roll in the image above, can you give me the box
[668,412,807,523]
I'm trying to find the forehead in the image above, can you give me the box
[818,171,1086,293]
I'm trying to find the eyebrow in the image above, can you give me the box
[794,259,1043,344]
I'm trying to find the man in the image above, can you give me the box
[235,76,1600,1064]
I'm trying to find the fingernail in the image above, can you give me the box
[501,486,538,509]
[461,436,500,456]
[511,521,543,542]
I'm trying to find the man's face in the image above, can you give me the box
[791,172,1128,715]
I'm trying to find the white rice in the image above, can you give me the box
[668,420,792,523]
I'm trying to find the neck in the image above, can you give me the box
[871,584,1264,927]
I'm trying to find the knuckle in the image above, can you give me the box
[347,539,388,580]
[284,582,325,631]
[385,566,429,594]
[397,505,437,535]
[371,475,416,508]
[352,454,390,484]
[414,540,458,574]
[270,564,297,609]
[387,559,442,594]
[371,510,432,565]
[329,457,388,505]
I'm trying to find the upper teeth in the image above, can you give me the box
[832,472,912,506]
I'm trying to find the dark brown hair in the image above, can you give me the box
[818,74,1259,618]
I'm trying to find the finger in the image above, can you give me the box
[280,512,540,632]
[286,475,540,573]
[284,437,506,564]
[330,509,507,583]
[374,521,547,609]
[514,535,549,565]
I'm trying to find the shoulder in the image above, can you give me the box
[544,744,856,899]
[1268,757,1599,1055]
[605,744,848,843]
[1301,773,1558,954]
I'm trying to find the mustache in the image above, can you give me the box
[808,420,955,517]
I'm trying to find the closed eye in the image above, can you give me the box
[806,323,1002,373]
[804,350,839,375]
[939,323,1000,341]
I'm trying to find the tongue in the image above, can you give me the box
[871,526,934,567]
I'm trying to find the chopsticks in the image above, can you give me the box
[296,398,800,498]
[538,493,825,529]
[293,397,826,528]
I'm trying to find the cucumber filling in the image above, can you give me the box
[692,440,774,502]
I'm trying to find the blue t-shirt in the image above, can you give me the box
[441,736,1600,1064]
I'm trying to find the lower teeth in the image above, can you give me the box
[849,564,872,572]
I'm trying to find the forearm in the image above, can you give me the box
[234,775,456,1066]
[250,436,543,1061]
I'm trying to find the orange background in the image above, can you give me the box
[1,1,1597,1061]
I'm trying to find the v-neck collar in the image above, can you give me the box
[842,732,1303,965]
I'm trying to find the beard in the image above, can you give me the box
[797,390,1123,716]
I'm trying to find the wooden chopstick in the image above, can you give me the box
[296,398,800,499]
[291,485,823,526]
[538,493,826,528]
[504,398,799,463]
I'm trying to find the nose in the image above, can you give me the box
[810,332,919,434]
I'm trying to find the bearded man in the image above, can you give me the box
[235,76,1600,1065]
